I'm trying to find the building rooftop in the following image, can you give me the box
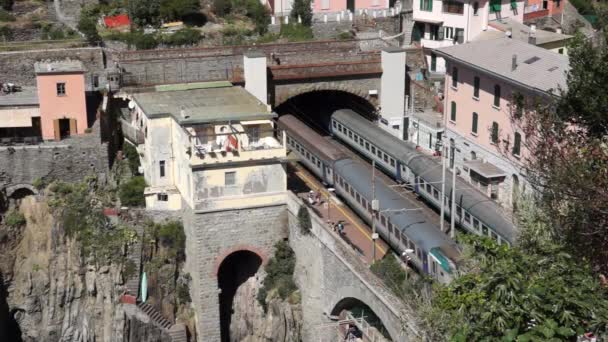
[133,83,274,125]
[411,109,443,131]
[480,18,572,45]
[435,37,569,95]
[34,60,85,74]
[0,87,39,107]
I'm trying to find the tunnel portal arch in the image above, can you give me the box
[5,184,37,200]
[216,248,265,342]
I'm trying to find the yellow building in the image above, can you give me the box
[126,82,287,212]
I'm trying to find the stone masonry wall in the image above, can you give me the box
[0,47,106,87]
[0,129,109,191]
[182,204,288,341]
[273,76,380,106]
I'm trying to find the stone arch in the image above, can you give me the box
[5,184,37,200]
[326,285,400,341]
[212,244,269,277]
[274,82,378,108]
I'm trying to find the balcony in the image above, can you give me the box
[188,122,286,167]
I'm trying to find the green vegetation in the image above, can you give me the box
[122,142,141,175]
[32,178,45,191]
[279,23,313,42]
[0,25,12,41]
[423,236,608,340]
[4,209,25,228]
[48,181,138,262]
[297,205,311,235]
[337,31,354,40]
[78,15,101,45]
[0,9,15,22]
[257,241,298,312]
[147,220,186,261]
[160,0,200,22]
[370,254,409,292]
[41,24,77,40]
[290,0,313,26]
[163,27,202,46]
[119,176,146,207]
[214,0,270,35]
[0,0,13,11]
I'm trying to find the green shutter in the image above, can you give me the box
[510,0,517,10]
[513,132,521,155]
[490,0,501,12]
[472,112,478,134]
[491,122,499,143]
[451,101,457,122]
[474,77,480,98]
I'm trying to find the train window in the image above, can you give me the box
[390,158,395,167]
[377,150,382,158]
[349,187,354,197]
[473,218,480,230]
[354,135,359,143]
[491,231,498,241]
[464,212,471,224]
[362,198,367,208]
[409,240,415,251]
[316,160,321,168]
[306,152,311,160]
[355,193,360,203]
[287,136,291,145]
[482,225,489,235]
[348,131,353,139]
[426,184,432,193]
[457,206,462,218]
[365,142,370,151]
[380,215,386,226]
[383,154,388,163]
[419,178,425,187]
[401,234,407,245]
[359,139,364,147]
[433,188,439,200]
[388,223,393,234]
[338,124,343,133]
[332,121,337,128]
[311,156,316,163]
[374,212,379,220]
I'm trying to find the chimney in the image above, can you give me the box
[512,54,518,71]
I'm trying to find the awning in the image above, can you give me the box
[430,247,452,274]
[465,160,507,178]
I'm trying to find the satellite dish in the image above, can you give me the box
[128,101,135,109]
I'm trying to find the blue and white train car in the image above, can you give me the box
[331,109,517,245]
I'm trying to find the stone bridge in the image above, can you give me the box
[286,193,420,341]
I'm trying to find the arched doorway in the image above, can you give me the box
[275,90,377,133]
[217,250,263,342]
[331,297,392,341]
[9,188,35,201]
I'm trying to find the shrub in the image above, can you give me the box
[130,32,159,50]
[123,259,138,279]
[122,142,141,175]
[214,0,232,16]
[370,253,407,292]
[5,210,25,228]
[290,0,312,26]
[32,178,45,191]
[280,23,313,42]
[337,31,353,40]
[257,240,298,311]
[0,25,12,41]
[119,176,146,207]
[0,8,15,22]
[245,0,270,35]
[297,205,311,235]
[160,0,200,22]
[163,27,201,46]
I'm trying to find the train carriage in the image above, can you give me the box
[334,159,460,283]
[278,114,348,186]
[330,109,517,245]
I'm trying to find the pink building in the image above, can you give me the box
[268,0,390,16]
[34,61,88,141]
[435,38,568,209]
[524,0,565,21]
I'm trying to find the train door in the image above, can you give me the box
[422,251,429,273]
[395,161,402,180]
[414,176,420,193]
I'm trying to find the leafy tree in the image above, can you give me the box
[129,31,159,49]
[0,0,13,11]
[122,142,141,175]
[257,240,297,311]
[245,0,270,35]
[129,0,160,26]
[77,15,101,45]
[290,0,312,26]
[160,0,200,22]
[119,176,146,207]
[427,236,608,341]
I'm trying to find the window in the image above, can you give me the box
[472,112,478,134]
[383,154,388,163]
[493,85,501,107]
[556,0,561,7]
[376,150,382,158]
[482,225,489,235]
[491,122,499,143]
[473,76,480,98]
[348,131,353,139]
[354,135,359,143]
[390,158,395,167]
[365,142,370,151]
[388,223,393,234]
[426,183,432,193]
[430,53,437,72]
[225,171,236,185]
[442,0,464,14]
[371,146,376,154]
[473,1,479,15]
[157,193,168,201]
[450,101,457,122]
[473,218,480,230]
[452,67,458,88]
[56,82,66,96]
[491,231,498,241]
[247,125,260,144]
[332,121,337,128]
[159,160,166,178]
[356,193,360,203]
[380,215,386,227]
[433,188,439,200]
[464,212,471,223]
[513,132,522,156]
[471,151,477,160]
[558,48,564,55]
[444,26,454,40]
[338,124,343,133]
[420,0,432,11]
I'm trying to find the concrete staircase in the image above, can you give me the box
[168,324,188,342]
[125,224,144,297]
[137,302,173,330]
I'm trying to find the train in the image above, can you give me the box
[330,109,518,246]
[278,114,460,283]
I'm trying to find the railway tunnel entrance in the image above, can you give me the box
[217,250,263,342]
[275,90,377,133]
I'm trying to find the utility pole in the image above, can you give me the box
[440,144,446,233]
[450,141,457,239]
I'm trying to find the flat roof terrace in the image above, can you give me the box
[132,83,274,125]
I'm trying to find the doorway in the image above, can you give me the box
[347,0,355,13]
[59,118,71,139]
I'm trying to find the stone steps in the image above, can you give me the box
[125,225,144,297]
[137,302,173,330]
[168,324,188,342]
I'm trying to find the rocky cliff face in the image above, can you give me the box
[230,276,302,342]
